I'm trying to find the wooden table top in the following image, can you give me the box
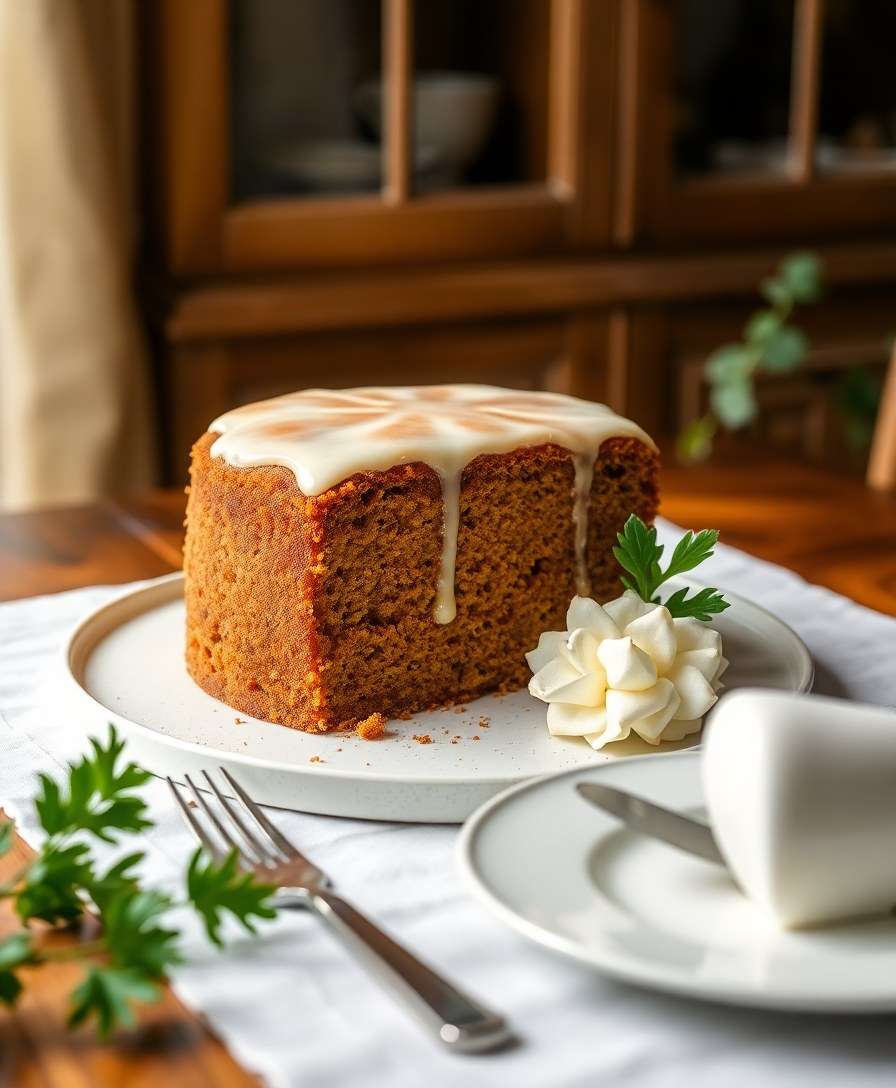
[1,450,894,1084]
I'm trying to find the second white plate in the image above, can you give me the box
[457,752,896,1012]
[63,573,812,823]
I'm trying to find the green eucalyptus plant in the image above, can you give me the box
[678,252,824,462]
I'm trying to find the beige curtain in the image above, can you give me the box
[0,0,155,511]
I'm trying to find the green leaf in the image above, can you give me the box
[704,343,757,384]
[779,252,823,303]
[35,726,152,845]
[663,529,720,581]
[4,725,280,1041]
[0,932,39,1006]
[760,275,792,308]
[101,889,181,979]
[34,774,65,836]
[68,966,160,1038]
[759,325,808,372]
[0,821,12,857]
[17,842,93,924]
[612,516,730,619]
[87,731,152,801]
[662,586,731,621]
[837,366,883,451]
[744,310,782,347]
[89,853,144,913]
[613,515,664,603]
[676,414,717,464]
[710,378,758,429]
[186,849,276,948]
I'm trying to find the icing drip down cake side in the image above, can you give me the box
[183,385,659,733]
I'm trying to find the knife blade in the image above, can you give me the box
[575,781,726,866]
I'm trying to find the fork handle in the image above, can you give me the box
[304,889,513,1053]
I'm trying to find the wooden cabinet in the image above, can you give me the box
[139,0,896,480]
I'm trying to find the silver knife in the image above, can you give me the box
[575,781,726,866]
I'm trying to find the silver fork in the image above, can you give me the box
[168,768,513,1054]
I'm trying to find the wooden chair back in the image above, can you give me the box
[867,343,896,492]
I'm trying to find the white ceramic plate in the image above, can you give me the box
[270,140,439,192]
[457,752,896,1012]
[62,573,811,824]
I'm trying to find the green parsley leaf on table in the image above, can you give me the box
[613,515,730,620]
[187,848,277,947]
[35,727,152,843]
[0,725,278,1039]
[89,852,144,913]
[101,889,182,979]
[15,841,93,924]
[68,965,161,1038]
[0,932,40,1006]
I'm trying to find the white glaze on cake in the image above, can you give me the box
[208,385,656,623]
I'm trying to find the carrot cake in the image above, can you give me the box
[183,385,659,732]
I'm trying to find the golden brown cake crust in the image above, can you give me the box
[184,432,659,732]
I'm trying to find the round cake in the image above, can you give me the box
[183,385,659,732]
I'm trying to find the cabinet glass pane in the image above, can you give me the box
[673,1,795,177]
[817,2,896,174]
[230,0,383,202]
[404,0,549,192]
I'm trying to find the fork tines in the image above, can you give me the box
[167,767,305,870]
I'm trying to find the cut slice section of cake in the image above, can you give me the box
[184,385,659,732]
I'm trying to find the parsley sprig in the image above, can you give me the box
[0,726,276,1037]
[613,515,730,621]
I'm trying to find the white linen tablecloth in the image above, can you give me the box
[2,520,896,1087]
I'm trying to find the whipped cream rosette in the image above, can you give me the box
[526,590,728,749]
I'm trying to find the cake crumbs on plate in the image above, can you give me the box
[234,717,247,725]
[309,755,324,764]
[412,733,433,745]
[472,735,480,741]
[356,712,387,741]
[453,705,468,714]
[478,715,491,728]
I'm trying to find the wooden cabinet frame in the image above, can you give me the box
[142,0,620,275]
[140,0,896,481]
[617,0,896,246]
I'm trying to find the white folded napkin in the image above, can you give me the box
[1,520,896,1088]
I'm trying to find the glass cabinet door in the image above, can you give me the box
[409,0,549,192]
[621,0,896,245]
[673,0,795,179]
[180,0,607,273]
[229,0,551,203]
[817,2,896,176]
[230,1,384,201]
